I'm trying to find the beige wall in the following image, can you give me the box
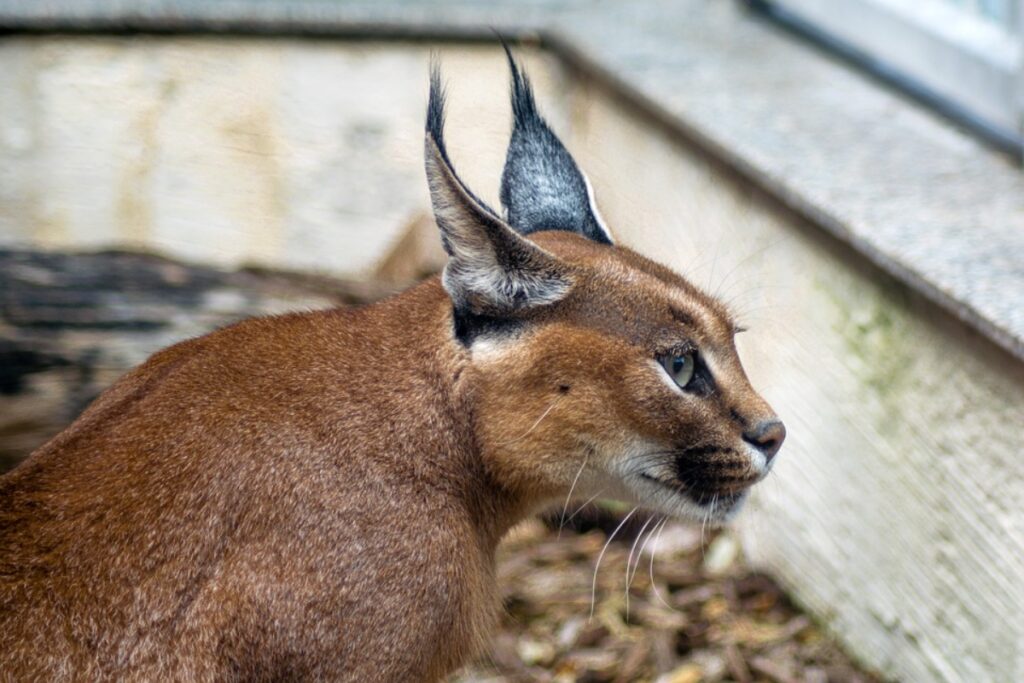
[0,38,567,276]
[2,36,1022,682]
[570,77,1024,683]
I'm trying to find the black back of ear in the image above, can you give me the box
[499,45,613,245]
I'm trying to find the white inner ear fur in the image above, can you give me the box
[442,256,570,312]
[437,200,572,312]
[427,136,570,312]
[582,171,613,243]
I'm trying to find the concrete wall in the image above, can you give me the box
[569,78,1024,683]
[0,38,568,276]
[2,36,1022,682]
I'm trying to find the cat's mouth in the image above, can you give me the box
[613,442,768,523]
[639,472,752,508]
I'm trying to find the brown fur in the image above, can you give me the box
[0,234,779,681]
[1,283,502,681]
[0,61,783,681]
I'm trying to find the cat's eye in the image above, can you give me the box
[661,352,696,388]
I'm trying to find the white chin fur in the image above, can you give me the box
[593,463,746,527]
[619,474,747,526]
[594,440,758,527]
[743,440,768,476]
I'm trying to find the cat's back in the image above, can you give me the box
[0,279,484,680]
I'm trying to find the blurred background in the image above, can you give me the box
[1,1,1022,682]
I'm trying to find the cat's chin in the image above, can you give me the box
[622,473,750,526]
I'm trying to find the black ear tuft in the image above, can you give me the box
[426,62,447,156]
[500,45,613,245]
[427,61,502,225]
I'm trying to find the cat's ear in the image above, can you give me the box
[499,46,613,245]
[424,65,573,317]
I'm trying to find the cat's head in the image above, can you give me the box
[425,50,784,524]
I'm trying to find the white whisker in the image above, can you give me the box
[563,491,603,528]
[648,518,673,610]
[493,396,562,447]
[628,515,660,587]
[624,515,655,621]
[712,235,789,302]
[590,507,638,620]
[557,453,590,539]
[700,503,710,557]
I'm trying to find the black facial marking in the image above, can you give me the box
[678,444,721,459]
[673,446,749,504]
[682,352,715,397]
[452,307,522,346]
[669,306,695,326]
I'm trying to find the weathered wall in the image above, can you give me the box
[568,77,1024,683]
[2,36,1022,682]
[0,38,567,276]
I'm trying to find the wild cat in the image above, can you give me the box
[0,49,783,681]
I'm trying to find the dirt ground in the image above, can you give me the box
[451,511,879,683]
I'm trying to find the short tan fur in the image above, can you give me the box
[0,52,783,681]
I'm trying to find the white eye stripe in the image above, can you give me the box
[700,350,725,380]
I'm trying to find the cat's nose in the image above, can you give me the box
[743,418,786,463]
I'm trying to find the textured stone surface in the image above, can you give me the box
[0,39,566,277]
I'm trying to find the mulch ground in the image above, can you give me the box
[451,512,879,683]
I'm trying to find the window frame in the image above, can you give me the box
[751,0,1023,156]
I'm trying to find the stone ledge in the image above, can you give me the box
[1,0,1021,361]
